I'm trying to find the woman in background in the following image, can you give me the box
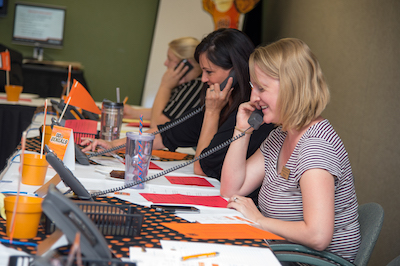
[124,37,203,128]
[220,38,360,262]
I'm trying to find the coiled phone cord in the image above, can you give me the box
[87,104,205,158]
[90,126,251,197]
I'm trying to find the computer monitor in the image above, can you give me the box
[12,2,66,60]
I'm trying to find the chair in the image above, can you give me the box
[387,255,400,266]
[269,202,384,266]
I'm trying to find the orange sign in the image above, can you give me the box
[48,125,75,170]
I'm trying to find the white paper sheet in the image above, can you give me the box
[130,240,281,266]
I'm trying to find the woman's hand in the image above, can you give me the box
[123,104,135,118]
[81,138,113,153]
[161,61,189,88]
[205,77,234,113]
[227,195,264,223]
[235,102,260,134]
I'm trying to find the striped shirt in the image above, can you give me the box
[163,77,203,120]
[259,119,361,261]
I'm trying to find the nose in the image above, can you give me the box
[201,72,209,83]
[164,59,169,67]
[250,90,260,104]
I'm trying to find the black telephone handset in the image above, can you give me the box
[248,108,264,130]
[44,145,92,201]
[50,99,85,120]
[219,70,237,91]
[175,59,194,78]
[42,184,112,260]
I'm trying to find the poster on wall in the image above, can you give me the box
[202,0,260,29]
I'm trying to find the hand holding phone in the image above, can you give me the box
[219,70,237,91]
[175,59,193,78]
[248,109,263,130]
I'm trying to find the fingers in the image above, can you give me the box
[81,138,100,152]
[226,195,241,210]
[81,138,94,152]
[176,64,189,79]
[229,195,240,203]
[220,76,234,91]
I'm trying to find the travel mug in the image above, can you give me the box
[99,100,123,141]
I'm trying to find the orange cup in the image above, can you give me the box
[40,125,52,146]
[21,153,49,186]
[4,85,23,102]
[4,195,43,238]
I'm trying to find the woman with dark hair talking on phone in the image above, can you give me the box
[82,29,274,194]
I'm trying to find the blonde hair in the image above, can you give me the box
[249,38,330,131]
[169,37,200,61]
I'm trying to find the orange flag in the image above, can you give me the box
[65,79,101,114]
[0,50,11,71]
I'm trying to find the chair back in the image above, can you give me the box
[386,254,400,266]
[354,202,384,266]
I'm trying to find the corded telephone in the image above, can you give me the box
[50,99,84,120]
[41,184,112,259]
[44,144,92,200]
[50,99,99,121]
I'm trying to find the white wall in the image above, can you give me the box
[140,0,214,107]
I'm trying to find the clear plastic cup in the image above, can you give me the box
[125,132,155,189]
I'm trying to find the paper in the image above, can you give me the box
[166,176,214,187]
[129,240,281,266]
[162,240,281,266]
[161,223,285,240]
[152,150,189,160]
[0,96,32,102]
[139,193,228,208]
[149,161,163,170]
[127,120,151,128]
[177,213,257,225]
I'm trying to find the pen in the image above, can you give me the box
[111,153,125,164]
[114,192,130,196]
[181,252,219,261]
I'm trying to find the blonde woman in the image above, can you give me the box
[221,38,361,262]
[124,37,203,128]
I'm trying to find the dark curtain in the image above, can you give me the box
[0,104,36,170]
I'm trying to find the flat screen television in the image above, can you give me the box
[12,2,66,60]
